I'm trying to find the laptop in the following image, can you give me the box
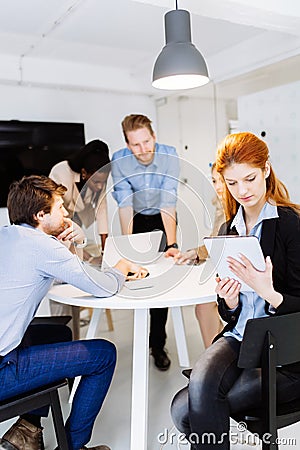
[101,230,164,270]
[101,230,191,292]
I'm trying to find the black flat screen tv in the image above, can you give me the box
[0,120,85,207]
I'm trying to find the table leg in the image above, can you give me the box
[130,308,149,450]
[171,306,190,367]
[68,308,103,403]
[85,308,103,339]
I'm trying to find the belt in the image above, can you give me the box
[134,212,161,220]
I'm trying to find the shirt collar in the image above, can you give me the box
[231,202,278,233]
[132,143,158,169]
[20,223,37,230]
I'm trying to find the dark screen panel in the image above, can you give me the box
[0,120,85,207]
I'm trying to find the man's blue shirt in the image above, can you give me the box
[111,143,180,215]
[0,224,125,355]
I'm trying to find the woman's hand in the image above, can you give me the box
[56,218,86,246]
[227,254,283,308]
[215,276,241,309]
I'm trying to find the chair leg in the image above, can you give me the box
[105,309,114,331]
[261,429,279,450]
[71,306,80,340]
[49,390,69,450]
[262,438,278,450]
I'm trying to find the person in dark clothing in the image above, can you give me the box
[171,132,300,450]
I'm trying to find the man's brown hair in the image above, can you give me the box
[121,114,154,143]
[8,175,67,227]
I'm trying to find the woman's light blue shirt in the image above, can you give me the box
[224,202,278,341]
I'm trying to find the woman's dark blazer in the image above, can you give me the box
[216,206,300,334]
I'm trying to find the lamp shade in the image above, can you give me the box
[152,9,209,90]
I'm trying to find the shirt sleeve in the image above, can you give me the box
[37,237,125,297]
[159,150,180,208]
[111,154,134,208]
[273,211,300,315]
[96,190,109,234]
[49,163,74,211]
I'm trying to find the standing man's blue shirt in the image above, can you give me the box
[111,143,179,215]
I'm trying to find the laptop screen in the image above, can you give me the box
[101,230,164,270]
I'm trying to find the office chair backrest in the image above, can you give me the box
[238,312,300,369]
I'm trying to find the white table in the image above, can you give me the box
[47,258,217,450]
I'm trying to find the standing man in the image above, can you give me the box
[111,114,180,371]
[0,175,146,450]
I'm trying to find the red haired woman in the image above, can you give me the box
[171,132,300,449]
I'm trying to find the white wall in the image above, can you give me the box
[156,94,230,250]
[238,80,300,203]
[0,208,9,226]
[0,84,156,151]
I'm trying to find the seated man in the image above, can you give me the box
[0,175,146,450]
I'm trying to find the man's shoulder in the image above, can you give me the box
[50,160,69,173]
[1,225,43,255]
[1,224,59,246]
[156,143,177,155]
[112,147,131,160]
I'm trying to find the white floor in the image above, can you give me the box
[1,306,299,450]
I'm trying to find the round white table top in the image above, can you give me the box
[48,259,217,310]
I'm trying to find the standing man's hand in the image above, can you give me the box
[161,206,177,250]
[165,247,180,258]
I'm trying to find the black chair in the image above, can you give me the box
[21,316,72,347]
[232,312,300,450]
[0,379,69,450]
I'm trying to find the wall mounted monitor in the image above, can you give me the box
[0,120,85,207]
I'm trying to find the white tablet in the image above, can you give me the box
[203,235,266,292]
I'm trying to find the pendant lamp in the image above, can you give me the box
[152,4,209,90]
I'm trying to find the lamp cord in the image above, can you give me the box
[175,0,178,9]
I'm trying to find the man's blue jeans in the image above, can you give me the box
[0,339,116,450]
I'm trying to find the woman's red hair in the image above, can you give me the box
[215,132,300,221]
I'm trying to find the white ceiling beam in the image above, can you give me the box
[133,0,300,36]
[0,54,154,96]
[208,31,300,83]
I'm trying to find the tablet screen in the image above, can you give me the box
[203,235,266,292]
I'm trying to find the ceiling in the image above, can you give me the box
[0,0,300,98]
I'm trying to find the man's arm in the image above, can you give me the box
[111,155,135,235]
[119,206,134,235]
[159,149,180,246]
[161,206,177,245]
